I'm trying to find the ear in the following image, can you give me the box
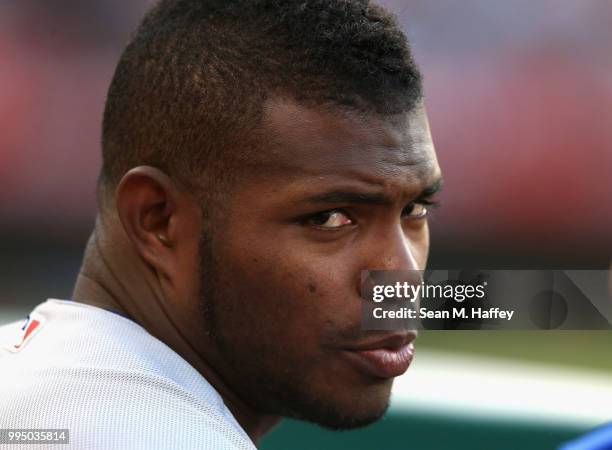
[115,166,197,283]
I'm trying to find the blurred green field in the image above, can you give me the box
[416,330,612,374]
[261,411,587,450]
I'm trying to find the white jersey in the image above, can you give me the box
[0,299,257,450]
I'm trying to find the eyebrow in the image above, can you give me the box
[305,178,443,205]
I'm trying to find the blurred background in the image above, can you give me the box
[1,0,611,448]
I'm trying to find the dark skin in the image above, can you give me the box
[73,97,442,445]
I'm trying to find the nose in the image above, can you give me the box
[367,225,421,272]
[356,222,429,301]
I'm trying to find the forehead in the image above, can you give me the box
[233,99,440,204]
[251,98,439,186]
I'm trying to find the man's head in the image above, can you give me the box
[98,0,441,432]
[99,0,423,204]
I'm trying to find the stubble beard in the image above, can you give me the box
[196,231,390,430]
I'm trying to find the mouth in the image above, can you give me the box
[341,332,416,379]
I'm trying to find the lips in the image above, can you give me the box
[342,333,416,379]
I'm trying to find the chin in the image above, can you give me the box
[289,399,390,431]
[282,383,393,430]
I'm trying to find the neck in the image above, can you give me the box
[72,215,280,444]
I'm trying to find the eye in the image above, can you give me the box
[401,202,428,219]
[306,209,354,229]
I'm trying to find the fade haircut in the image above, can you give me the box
[99,0,423,209]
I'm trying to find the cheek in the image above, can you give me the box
[215,244,358,352]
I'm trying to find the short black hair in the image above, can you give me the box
[99,0,423,207]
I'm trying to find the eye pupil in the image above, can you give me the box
[403,202,427,218]
[311,211,332,226]
[308,210,351,228]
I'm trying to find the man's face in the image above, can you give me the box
[196,98,441,429]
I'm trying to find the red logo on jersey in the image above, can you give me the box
[5,313,46,353]
[14,317,41,350]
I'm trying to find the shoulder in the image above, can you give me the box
[0,300,255,450]
[0,366,253,449]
